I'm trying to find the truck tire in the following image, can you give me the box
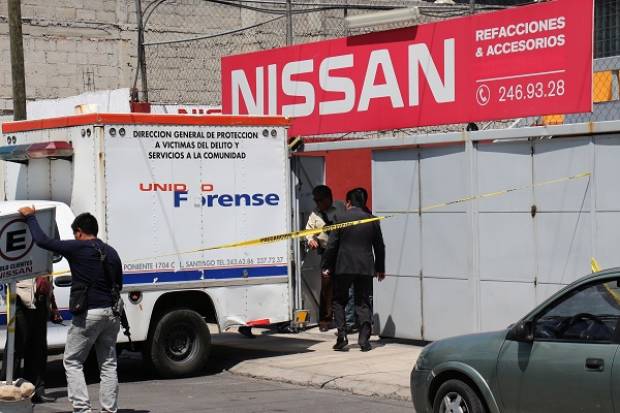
[148,309,211,378]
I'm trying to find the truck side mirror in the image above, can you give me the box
[507,320,534,343]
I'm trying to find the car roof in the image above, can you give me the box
[576,267,620,284]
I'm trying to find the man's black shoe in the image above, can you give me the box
[32,393,56,404]
[333,335,348,351]
[360,342,372,352]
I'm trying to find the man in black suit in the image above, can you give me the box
[322,188,385,352]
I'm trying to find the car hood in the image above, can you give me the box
[423,330,508,373]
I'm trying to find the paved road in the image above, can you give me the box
[33,342,414,413]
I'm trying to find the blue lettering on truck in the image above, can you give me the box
[174,191,280,207]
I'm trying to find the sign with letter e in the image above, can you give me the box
[0,207,56,283]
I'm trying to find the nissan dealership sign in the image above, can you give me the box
[222,0,593,136]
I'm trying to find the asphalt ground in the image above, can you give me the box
[31,341,414,413]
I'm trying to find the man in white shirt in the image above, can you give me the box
[305,185,345,331]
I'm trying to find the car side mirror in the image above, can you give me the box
[508,320,534,343]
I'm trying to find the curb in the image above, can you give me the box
[228,362,412,402]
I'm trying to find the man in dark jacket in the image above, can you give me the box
[19,207,122,413]
[322,189,385,352]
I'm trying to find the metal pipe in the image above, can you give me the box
[5,281,16,384]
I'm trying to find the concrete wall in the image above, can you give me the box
[0,0,138,113]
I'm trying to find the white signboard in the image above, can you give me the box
[0,207,55,283]
[103,124,289,281]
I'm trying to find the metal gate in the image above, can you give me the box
[303,122,620,341]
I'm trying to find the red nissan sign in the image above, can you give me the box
[222,0,593,136]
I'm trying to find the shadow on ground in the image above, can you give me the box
[40,330,322,389]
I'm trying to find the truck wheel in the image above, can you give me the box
[148,309,211,378]
[433,379,486,413]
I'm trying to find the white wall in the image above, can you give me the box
[373,134,619,341]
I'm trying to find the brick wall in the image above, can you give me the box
[0,0,138,112]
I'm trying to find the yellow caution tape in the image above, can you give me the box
[381,172,591,214]
[148,216,385,254]
[592,257,620,307]
[49,171,590,276]
[49,216,386,276]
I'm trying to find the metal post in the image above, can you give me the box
[5,281,16,384]
[469,0,475,15]
[135,0,149,102]
[292,159,302,311]
[8,0,26,121]
[285,0,293,46]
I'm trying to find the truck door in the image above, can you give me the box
[294,155,325,324]
[47,205,74,350]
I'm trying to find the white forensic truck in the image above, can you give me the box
[0,113,293,377]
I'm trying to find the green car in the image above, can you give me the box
[411,268,620,413]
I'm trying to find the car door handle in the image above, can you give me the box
[586,358,604,371]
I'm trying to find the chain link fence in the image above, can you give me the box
[140,0,495,105]
[139,0,620,137]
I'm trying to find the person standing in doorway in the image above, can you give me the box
[322,189,385,351]
[305,185,345,331]
[19,207,122,413]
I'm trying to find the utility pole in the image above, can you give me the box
[135,0,149,101]
[469,0,475,14]
[8,0,26,120]
[285,0,293,46]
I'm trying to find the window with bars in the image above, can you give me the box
[596,0,620,58]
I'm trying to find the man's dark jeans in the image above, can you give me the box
[345,286,357,329]
[319,273,334,327]
[2,297,48,394]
